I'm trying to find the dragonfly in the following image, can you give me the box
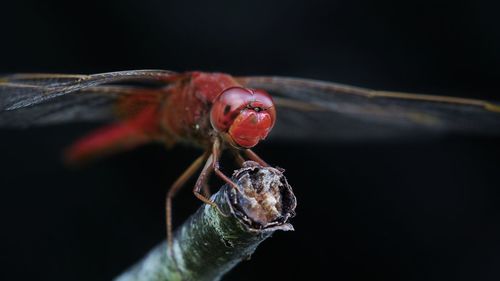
[1,69,500,247]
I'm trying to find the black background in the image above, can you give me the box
[1,1,500,280]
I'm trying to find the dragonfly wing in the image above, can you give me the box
[0,87,116,127]
[0,70,177,127]
[237,76,500,141]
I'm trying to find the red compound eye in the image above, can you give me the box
[210,87,276,148]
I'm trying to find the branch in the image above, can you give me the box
[114,161,297,281]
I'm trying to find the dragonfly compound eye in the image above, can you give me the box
[210,87,276,148]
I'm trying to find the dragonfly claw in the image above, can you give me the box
[210,201,230,217]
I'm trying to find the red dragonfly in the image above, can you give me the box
[1,69,500,246]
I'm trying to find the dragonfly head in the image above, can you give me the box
[210,87,276,149]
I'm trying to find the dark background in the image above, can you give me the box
[1,0,500,280]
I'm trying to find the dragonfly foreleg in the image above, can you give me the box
[230,149,246,167]
[202,181,211,198]
[192,138,239,215]
[211,138,240,191]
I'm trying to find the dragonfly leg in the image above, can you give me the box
[230,149,246,166]
[202,182,211,198]
[192,154,231,219]
[192,154,218,207]
[192,138,239,215]
[166,152,208,249]
[212,138,240,191]
[244,149,270,167]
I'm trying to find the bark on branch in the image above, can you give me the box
[114,161,297,281]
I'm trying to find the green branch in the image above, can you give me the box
[114,161,297,281]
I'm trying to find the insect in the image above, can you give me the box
[1,69,500,246]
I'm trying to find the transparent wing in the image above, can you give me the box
[0,70,177,127]
[237,76,500,141]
